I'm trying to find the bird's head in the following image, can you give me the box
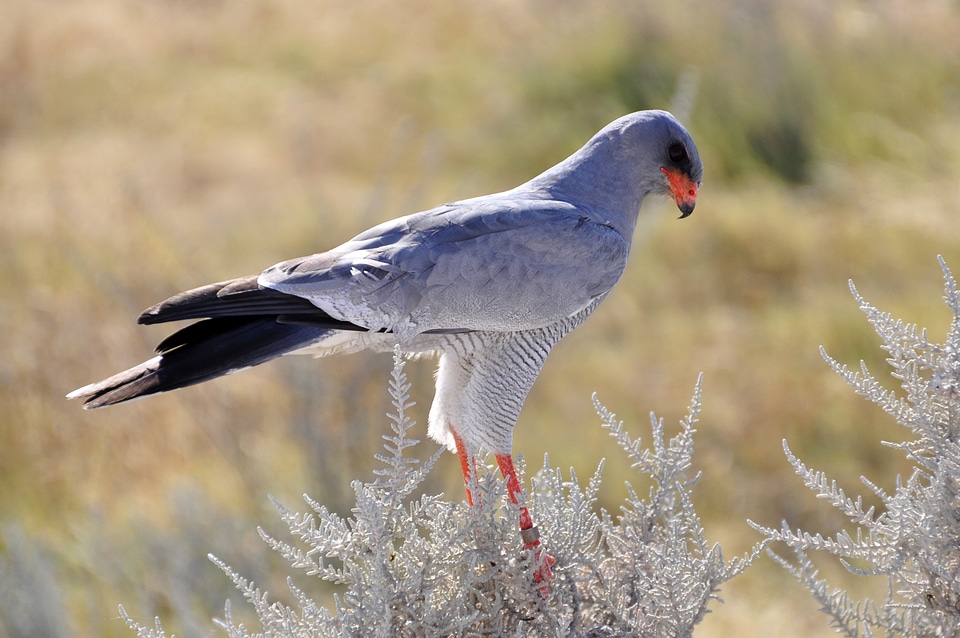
[616,110,703,218]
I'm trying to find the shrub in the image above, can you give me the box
[754,257,960,636]
[123,351,764,637]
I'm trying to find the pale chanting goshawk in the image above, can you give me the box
[70,110,703,593]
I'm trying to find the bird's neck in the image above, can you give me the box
[523,138,648,238]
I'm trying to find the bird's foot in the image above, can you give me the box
[520,525,555,597]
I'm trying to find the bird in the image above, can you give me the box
[68,109,703,594]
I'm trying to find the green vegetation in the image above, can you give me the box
[2,1,959,636]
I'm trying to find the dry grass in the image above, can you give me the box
[2,0,960,635]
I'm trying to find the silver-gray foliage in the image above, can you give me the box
[754,256,960,637]
[123,350,763,637]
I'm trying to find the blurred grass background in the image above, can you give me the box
[2,0,959,635]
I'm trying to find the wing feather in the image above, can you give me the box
[258,198,630,336]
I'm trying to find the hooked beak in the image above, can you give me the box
[660,167,699,218]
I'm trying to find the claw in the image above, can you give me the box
[521,526,556,597]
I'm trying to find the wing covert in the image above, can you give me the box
[258,198,630,338]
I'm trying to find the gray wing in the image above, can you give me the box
[258,196,630,340]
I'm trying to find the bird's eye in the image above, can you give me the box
[668,142,687,164]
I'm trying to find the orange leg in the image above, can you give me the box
[451,428,476,507]
[494,453,534,530]
[496,452,556,596]
[451,427,555,596]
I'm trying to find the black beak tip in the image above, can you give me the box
[677,202,695,219]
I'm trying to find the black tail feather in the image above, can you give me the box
[70,272,367,409]
[68,318,329,409]
[137,275,351,326]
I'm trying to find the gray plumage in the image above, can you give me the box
[68,109,703,461]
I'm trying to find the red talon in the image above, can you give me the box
[521,526,556,597]
[533,551,557,596]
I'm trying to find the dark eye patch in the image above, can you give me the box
[668,142,687,164]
